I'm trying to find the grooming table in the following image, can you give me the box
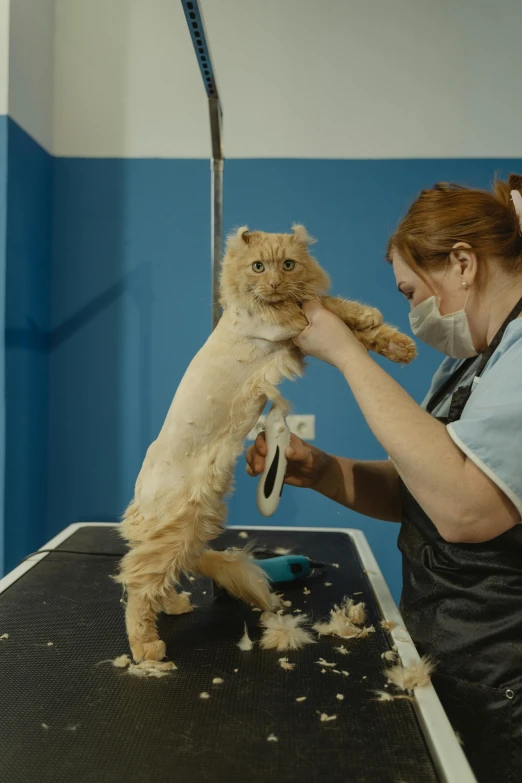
[0,523,476,783]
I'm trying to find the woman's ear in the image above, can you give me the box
[450,242,478,285]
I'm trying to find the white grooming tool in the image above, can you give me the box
[257,404,291,517]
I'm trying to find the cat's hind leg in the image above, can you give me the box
[124,582,192,662]
[125,587,166,663]
[116,538,186,662]
[158,589,193,616]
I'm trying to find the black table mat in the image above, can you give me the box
[0,525,439,782]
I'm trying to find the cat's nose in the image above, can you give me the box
[269,282,280,290]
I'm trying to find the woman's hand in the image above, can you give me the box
[245,432,330,489]
[293,301,366,369]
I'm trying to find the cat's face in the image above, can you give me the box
[220,225,330,307]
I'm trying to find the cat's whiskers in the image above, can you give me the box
[288,284,315,302]
[287,291,302,306]
[288,282,310,294]
[295,291,320,303]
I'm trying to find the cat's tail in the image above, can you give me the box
[193,548,278,611]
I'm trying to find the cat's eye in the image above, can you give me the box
[283,259,295,271]
[252,262,265,273]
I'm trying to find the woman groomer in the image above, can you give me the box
[246,175,522,783]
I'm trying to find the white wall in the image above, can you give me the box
[8,0,55,151]
[205,0,522,159]
[53,0,208,158]
[0,0,9,115]
[52,0,522,159]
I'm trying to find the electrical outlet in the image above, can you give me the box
[246,415,266,441]
[287,414,315,440]
[246,414,315,441]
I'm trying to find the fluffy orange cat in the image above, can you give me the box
[115,225,415,664]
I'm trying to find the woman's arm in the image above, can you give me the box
[314,456,402,522]
[246,434,402,522]
[295,302,520,544]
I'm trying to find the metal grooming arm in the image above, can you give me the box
[181,0,224,330]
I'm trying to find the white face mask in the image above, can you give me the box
[409,295,478,358]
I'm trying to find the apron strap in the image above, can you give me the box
[426,295,522,418]
[425,356,476,415]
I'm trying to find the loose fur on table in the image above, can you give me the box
[104,655,177,678]
[384,657,434,692]
[313,598,371,639]
[260,612,315,651]
[113,225,416,663]
[373,690,415,703]
[237,622,254,652]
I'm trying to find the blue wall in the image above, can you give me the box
[48,159,211,543]
[46,156,522,600]
[1,148,520,594]
[4,119,53,572]
[0,116,8,574]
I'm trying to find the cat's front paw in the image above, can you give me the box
[358,306,383,331]
[385,331,417,364]
[360,325,417,364]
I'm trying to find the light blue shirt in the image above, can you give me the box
[422,319,522,517]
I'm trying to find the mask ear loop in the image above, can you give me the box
[433,260,450,303]
[461,284,472,313]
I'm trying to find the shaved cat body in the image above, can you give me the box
[115,225,415,664]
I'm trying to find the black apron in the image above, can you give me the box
[398,298,522,783]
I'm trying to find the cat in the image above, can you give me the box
[114,225,416,663]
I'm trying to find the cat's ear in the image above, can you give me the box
[226,226,251,254]
[292,224,316,247]
[235,226,251,244]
